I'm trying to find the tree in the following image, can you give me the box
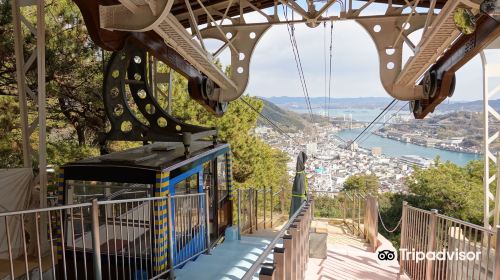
[166,69,290,189]
[0,0,105,146]
[377,160,487,247]
[342,174,380,194]
[0,0,290,191]
[405,160,484,225]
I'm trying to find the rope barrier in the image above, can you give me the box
[378,209,402,233]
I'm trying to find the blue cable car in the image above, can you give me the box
[57,140,233,279]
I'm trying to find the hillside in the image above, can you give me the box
[259,98,308,131]
[435,99,500,112]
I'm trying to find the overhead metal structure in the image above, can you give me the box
[71,0,500,119]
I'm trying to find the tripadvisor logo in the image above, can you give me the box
[378,250,396,261]
[375,247,398,265]
[375,248,481,264]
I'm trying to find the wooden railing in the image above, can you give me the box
[236,187,288,238]
[311,191,379,252]
[240,199,312,280]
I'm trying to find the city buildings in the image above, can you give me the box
[254,124,415,194]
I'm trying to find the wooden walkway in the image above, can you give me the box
[306,223,410,280]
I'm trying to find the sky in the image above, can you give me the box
[218,5,492,102]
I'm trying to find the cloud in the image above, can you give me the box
[242,12,486,102]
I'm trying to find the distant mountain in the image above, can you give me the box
[261,96,393,109]
[261,96,500,113]
[436,99,500,112]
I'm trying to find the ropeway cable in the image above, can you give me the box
[358,101,409,145]
[327,21,334,119]
[356,100,400,144]
[283,6,315,122]
[348,99,397,147]
[239,98,298,144]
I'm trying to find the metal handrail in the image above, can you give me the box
[400,202,499,280]
[240,199,308,280]
[0,192,210,280]
[0,202,93,216]
[435,213,495,234]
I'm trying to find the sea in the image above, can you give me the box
[292,108,481,166]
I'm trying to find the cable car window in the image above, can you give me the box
[203,161,214,190]
[66,180,150,204]
[174,173,199,195]
[63,180,150,252]
[217,154,227,202]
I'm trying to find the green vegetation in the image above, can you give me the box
[378,159,488,245]
[342,174,380,194]
[259,98,307,132]
[310,160,489,247]
[0,1,290,191]
[313,195,343,219]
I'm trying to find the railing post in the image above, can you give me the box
[494,226,500,280]
[273,247,285,280]
[280,188,285,215]
[342,194,346,223]
[283,234,292,280]
[237,188,241,240]
[90,199,102,280]
[371,196,379,252]
[167,195,176,279]
[357,194,361,235]
[289,225,298,280]
[204,189,211,253]
[249,189,254,234]
[259,264,276,280]
[425,209,438,280]
[255,189,259,231]
[264,187,267,229]
[400,201,408,274]
[295,216,304,280]
[352,194,356,234]
[270,188,274,228]
[364,196,370,244]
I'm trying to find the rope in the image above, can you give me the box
[378,209,402,233]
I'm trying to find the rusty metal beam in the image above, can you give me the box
[415,15,500,119]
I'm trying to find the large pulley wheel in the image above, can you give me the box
[409,100,423,116]
[423,70,438,99]
[448,74,456,97]
[216,101,228,115]
[201,76,215,100]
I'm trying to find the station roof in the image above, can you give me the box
[96,0,449,29]
[169,0,449,26]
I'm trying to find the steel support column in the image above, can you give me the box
[11,0,48,249]
[481,48,500,230]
